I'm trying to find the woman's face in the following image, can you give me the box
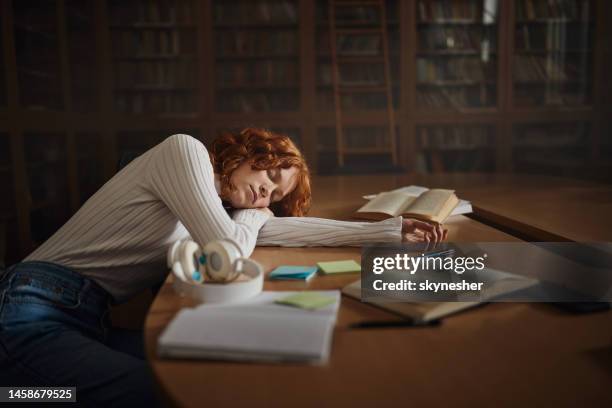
[225,161,299,209]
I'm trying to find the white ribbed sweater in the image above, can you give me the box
[25,134,402,303]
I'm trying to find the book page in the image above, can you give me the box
[356,191,415,217]
[403,189,457,222]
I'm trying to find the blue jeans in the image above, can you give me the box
[0,261,160,407]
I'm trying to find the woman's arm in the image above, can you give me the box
[145,134,270,256]
[253,216,403,247]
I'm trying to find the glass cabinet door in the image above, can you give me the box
[415,0,499,110]
[24,133,70,247]
[315,0,400,113]
[415,124,495,172]
[213,0,300,113]
[0,134,19,263]
[513,0,594,107]
[109,0,199,115]
[14,0,64,110]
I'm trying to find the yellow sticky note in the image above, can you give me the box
[317,260,361,275]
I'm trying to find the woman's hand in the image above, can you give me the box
[402,218,447,245]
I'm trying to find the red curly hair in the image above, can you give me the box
[210,127,311,217]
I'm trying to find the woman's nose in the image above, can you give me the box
[259,185,267,197]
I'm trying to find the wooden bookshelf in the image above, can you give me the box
[23,132,71,248]
[213,0,300,113]
[13,0,64,111]
[108,0,199,115]
[0,19,6,109]
[416,123,495,172]
[415,0,499,111]
[0,0,609,261]
[512,0,595,108]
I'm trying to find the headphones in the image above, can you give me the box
[167,238,263,304]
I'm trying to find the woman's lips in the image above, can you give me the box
[250,185,257,205]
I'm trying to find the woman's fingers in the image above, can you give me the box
[403,219,449,244]
[436,224,444,244]
[411,219,435,232]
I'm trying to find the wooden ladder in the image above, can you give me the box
[328,0,398,169]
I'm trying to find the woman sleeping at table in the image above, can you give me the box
[0,128,447,406]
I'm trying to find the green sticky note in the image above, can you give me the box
[275,292,336,310]
[317,260,361,275]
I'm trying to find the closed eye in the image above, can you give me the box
[267,168,279,181]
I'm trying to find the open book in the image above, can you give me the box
[363,185,472,217]
[354,188,459,224]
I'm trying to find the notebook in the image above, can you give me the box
[157,291,341,364]
[342,268,537,322]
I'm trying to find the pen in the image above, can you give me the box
[349,319,442,329]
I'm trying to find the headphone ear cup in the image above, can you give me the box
[180,240,203,284]
[167,240,184,268]
[172,261,189,282]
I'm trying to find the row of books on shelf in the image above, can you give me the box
[114,61,198,88]
[516,0,591,21]
[215,31,298,57]
[215,62,298,87]
[515,25,592,52]
[109,0,195,25]
[418,126,492,149]
[416,57,495,82]
[331,5,382,25]
[417,0,485,22]
[343,128,390,149]
[27,167,67,203]
[513,55,586,81]
[25,137,65,163]
[418,26,497,52]
[111,29,196,57]
[114,92,197,114]
[317,91,398,111]
[514,125,587,147]
[215,93,298,112]
[317,34,387,56]
[0,173,15,215]
[514,86,589,106]
[214,1,297,25]
[513,151,587,172]
[316,127,390,150]
[319,63,399,86]
[417,87,496,108]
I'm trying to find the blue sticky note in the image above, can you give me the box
[269,266,318,281]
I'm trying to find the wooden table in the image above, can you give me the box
[309,172,612,242]
[145,175,612,408]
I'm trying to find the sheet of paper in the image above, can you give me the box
[317,260,361,275]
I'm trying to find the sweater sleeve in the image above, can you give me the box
[145,134,270,257]
[254,216,403,247]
